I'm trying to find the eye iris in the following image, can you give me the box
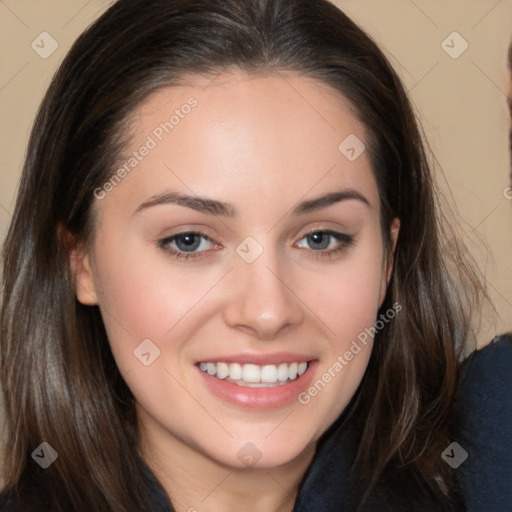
[308,232,330,250]
[176,233,201,252]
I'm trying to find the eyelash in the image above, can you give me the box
[158,229,354,261]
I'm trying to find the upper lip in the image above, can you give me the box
[196,352,315,366]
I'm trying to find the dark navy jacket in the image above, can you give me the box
[2,335,511,511]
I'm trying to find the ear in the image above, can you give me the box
[386,217,400,283]
[59,225,99,306]
[379,217,400,307]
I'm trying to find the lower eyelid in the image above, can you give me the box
[158,230,353,260]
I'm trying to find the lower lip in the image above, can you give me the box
[197,362,318,409]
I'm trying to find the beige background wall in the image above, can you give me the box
[0,0,511,479]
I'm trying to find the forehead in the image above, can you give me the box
[99,69,379,218]
[127,68,366,150]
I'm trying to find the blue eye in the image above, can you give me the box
[158,229,354,262]
[158,232,215,260]
[296,230,354,259]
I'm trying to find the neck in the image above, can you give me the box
[138,412,316,512]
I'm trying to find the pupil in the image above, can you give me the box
[177,234,199,251]
[309,232,329,250]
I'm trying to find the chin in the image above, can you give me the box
[202,431,316,471]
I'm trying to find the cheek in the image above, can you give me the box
[93,226,386,362]
[89,233,221,371]
[86,221,387,465]
[294,245,386,428]
[307,248,385,342]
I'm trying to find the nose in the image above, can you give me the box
[223,250,304,339]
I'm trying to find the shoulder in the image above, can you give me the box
[455,333,512,511]
[294,414,459,511]
[457,333,512,425]
[460,332,512,382]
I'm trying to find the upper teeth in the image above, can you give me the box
[199,361,308,383]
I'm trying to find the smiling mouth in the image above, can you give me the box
[198,361,309,387]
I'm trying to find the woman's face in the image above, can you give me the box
[74,70,398,469]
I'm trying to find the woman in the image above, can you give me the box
[0,1,510,511]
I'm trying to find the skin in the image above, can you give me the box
[71,69,399,512]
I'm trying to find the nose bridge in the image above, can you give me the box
[223,240,303,338]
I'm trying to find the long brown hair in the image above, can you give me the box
[0,0,484,510]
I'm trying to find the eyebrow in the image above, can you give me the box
[133,189,371,217]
